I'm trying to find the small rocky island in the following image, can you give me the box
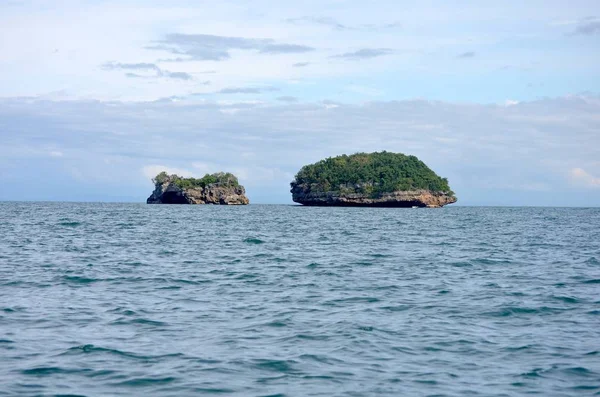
[290,152,456,207]
[147,172,249,205]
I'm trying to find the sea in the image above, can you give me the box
[1,202,599,396]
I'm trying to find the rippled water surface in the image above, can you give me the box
[1,203,600,396]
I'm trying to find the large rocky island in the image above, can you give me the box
[290,152,456,207]
[147,172,249,205]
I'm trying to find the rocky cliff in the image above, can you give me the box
[290,152,457,208]
[290,186,456,207]
[147,172,249,205]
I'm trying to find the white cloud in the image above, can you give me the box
[191,161,226,175]
[230,166,294,186]
[140,161,292,193]
[1,1,597,102]
[570,168,600,188]
[49,151,63,157]
[142,165,194,180]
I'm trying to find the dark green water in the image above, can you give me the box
[1,203,599,396]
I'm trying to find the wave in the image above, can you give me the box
[244,238,265,244]
[58,221,82,227]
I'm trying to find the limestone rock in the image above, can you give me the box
[147,172,249,205]
[290,186,456,208]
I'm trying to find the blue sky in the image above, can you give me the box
[1,0,599,205]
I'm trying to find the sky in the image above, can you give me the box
[1,0,599,205]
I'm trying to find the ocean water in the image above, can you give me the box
[1,203,599,396]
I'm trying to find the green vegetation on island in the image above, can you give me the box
[148,171,249,205]
[291,151,454,197]
[153,171,240,189]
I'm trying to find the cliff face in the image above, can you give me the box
[291,184,456,208]
[147,173,249,205]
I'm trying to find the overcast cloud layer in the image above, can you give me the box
[1,96,599,205]
[0,0,599,205]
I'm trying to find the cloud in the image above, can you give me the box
[292,62,311,67]
[570,168,600,187]
[259,44,315,54]
[151,95,188,103]
[148,34,268,61]
[381,22,402,29]
[218,86,280,94]
[148,33,314,61]
[287,16,348,30]
[162,71,193,81]
[286,16,401,31]
[1,95,600,205]
[102,62,193,81]
[333,48,393,60]
[49,151,63,158]
[191,161,219,174]
[142,165,194,180]
[457,51,476,59]
[572,20,600,35]
[124,72,145,78]
[102,62,161,72]
[276,96,299,103]
[321,99,341,108]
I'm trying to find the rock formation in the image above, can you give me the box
[147,172,249,205]
[290,187,456,207]
[290,152,457,208]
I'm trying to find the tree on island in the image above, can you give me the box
[153,171,240,189]
[148,171,248,205]
[291,151,455,198]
